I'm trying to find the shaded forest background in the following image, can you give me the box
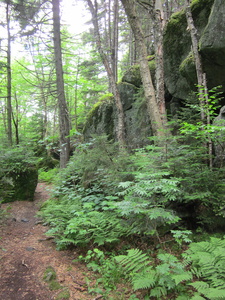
[1,0,225,299]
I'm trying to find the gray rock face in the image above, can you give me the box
[163,0,225,101]
[83,78,152,148]
[200,0,225,89]
[83,0,225,147]
[213,106,225,166]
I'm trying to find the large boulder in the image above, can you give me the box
[83,61,156,148]
[0,166,38,203]
[200,0,225,88]
[0,149,38,203]
[83,76,152,148]
[163,0,225,101]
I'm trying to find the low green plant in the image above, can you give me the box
[183,237,225,299]
[56,211,130,249]
[115,249,191,299]
[38,168,59,183]
[171,230,192,246]
[80,248,124,294]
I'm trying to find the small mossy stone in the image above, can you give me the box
[43,266,57,282]
[49,280,62,291]
[56,289,70,299]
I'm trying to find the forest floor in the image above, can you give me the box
[0,183,96,300]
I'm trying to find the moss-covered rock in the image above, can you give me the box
[83,57,157,147]
[0,148,38,203]
[200,0,225,89]
[0,166,38,203]
[83,80,152,148]
[83,94,114,141]
[163,0,215,100]
[121,60,156,88]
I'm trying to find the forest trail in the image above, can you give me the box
[0,183,94,300]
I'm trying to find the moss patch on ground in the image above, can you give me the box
[43,266,63,291]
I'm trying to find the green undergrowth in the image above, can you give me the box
[39,90,225,298]
[38,167,59,183]
[75,235,225,299]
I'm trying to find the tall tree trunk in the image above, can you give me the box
[185,0,212,168]
[12,92,19,145]
[52,0,70,168]
[86,0,126,147]
[6,2,12,146]
[185,0,206,120]
[112,0,119,82]
[121,0,166,138]
[152,0,167,125]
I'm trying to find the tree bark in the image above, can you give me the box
[153,1,167,125]
[52,0,70,168]
[121,0,166,138]
[185,0,206,120]
[185,0,212,168]
[6,2,12,146]
[86,0,126,147]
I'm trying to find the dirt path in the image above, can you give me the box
[0,183,94,300]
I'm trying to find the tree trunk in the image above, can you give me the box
[86,0,126,147]
[185,0,212,168]
[6,2,12,146]
[112,0,119,82]
[12,92,19,145]
[152,0,167,125]
[52,0,70,168]
[121,0,166,138]
[185,0,206,120]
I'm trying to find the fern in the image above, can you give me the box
[115,248,190,298]
[149,286,167,298]
[190,294,206,300]
[183,237,225,299]
[132,269,157,290]
[115,248,151,274]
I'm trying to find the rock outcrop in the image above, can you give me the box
[83,63,155,148]
[164,0,225,101]
[83,0,225,147]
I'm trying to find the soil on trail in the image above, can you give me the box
[0,183,94,300]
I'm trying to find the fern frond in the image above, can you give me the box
[172,271,193,285]
[190,281,209,293]
[115,248,151,274]
[190,293,206,300]
[205,287,225,299]
[150,286,167,298]
[132,269,157,290]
